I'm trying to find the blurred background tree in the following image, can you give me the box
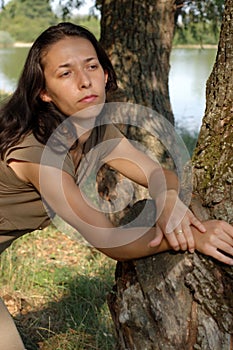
[0,0,225,44]
[0,0,98,42]
[0,0,57,41]
[174,0,224,45]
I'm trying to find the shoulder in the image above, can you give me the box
[4,133,45,164]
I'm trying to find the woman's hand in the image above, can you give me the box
[150,190,206,253]
[193,220,233,265]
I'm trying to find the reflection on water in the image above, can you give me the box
[0,70,15,92]
[169,48,217,132]
[0,46,217,132]
[0,47,30,92]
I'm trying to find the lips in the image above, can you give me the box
[79,94,98,103]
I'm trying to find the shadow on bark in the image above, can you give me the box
[107,200,233,350]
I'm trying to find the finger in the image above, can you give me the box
[216,241,233,257]
[212,249,233,265]
[209,224,233,246]
[189,213,206,233]
[217,221,233,238]
[218,232,233,246]
[174,228,188,251]
[149,225,163,248]
[180,224,195,253]
[164,231,180,251]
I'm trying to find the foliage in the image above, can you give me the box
[0,0,224,44]
[0,0,100,42]
[70,15,100,38]
[176,125,199,156]
[52,0,98,20]
[175,0,224,43]
[173,21,220,45]
[0,0,58,42]
[178,0,225,24]
[52,0,83,20]
[0,226,116,349]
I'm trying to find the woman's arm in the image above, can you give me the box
[99,219,233,263]
[104,137,206,252]
[8,159,233,264]
[148,220,233,266]
[12,161,232,265]
[104,137,171,189]
[10,161,163,250]
[98,226,170,261]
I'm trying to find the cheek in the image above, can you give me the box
[46,91,69,112]
[47,86,69,105]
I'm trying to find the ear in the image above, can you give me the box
[40,89,52,103]
[104,71,108,86]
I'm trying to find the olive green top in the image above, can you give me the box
[0,123,123,234]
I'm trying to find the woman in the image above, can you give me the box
[0,22,232,349]
[0,21,232,262]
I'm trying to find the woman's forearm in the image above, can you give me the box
[97,227,171,261]
[148,167,179,199]
[98,220,233,266]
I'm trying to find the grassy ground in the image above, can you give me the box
[0,225,117,349]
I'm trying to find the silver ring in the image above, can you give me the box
[176,230,183,235]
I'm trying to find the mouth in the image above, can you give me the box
[79,94,98,103]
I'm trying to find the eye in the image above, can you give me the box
[87,63,99,71]
[60,71,71,77]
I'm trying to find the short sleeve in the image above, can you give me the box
[5,133,75,177]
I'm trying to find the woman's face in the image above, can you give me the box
[40,36,108,118]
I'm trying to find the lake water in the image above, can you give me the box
[170,48,217,132]
[0,46,217,133]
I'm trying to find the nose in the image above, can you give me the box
[78,69,91,89]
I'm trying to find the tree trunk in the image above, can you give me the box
[192,1,233,222]
[108,200,233,350]
[106,0,233,349]
[98,0,177,225]
[99,0,175,121]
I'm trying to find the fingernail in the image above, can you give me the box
[189,249,195,253]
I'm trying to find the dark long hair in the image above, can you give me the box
[0,22,117,159]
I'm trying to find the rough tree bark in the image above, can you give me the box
[99,0,175,122]
[100,0,233,349]
[97,0,177,225]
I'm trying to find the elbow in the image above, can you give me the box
[96,247,135,262]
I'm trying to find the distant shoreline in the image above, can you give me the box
[173,44,217,49]
[14,42,33,47]
[13,42,218,49]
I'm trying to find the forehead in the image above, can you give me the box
[42,36,97,67]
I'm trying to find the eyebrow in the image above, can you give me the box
[55,57,98,72]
